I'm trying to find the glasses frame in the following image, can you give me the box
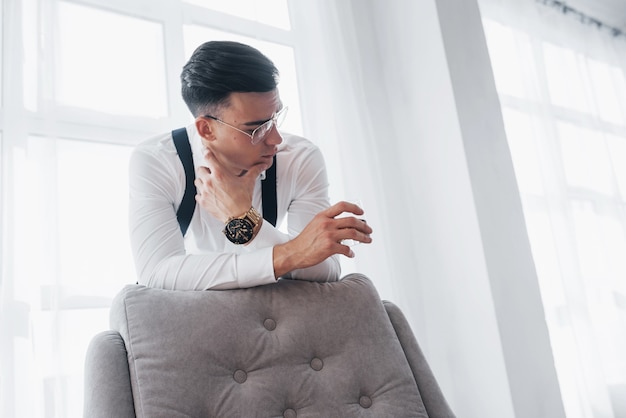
[203,106,288,145]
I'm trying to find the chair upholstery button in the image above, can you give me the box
[310,357,323,371]
[263,318,276,331]
[359,395,372,408]
[283,408,297,418]
[233,369,247,384]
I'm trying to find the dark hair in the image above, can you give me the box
[180,41,280,117]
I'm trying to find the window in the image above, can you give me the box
[56,2,168,117]
[482,9,626,416]
[0,1,301,416]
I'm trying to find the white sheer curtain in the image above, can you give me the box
[291,1,565,416]
[293,0,626,415]
[291,0,626,414]
[479,0,626,416]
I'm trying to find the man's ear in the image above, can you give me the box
[195,117,215,142]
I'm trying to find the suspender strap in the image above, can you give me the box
[262,155,278,227]
[172,128,196,236]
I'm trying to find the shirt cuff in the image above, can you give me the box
[235,246,277,287]
[247,218,289,249]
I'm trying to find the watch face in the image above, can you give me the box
[224,218,255,244]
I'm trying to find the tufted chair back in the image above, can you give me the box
[84,274,455,417]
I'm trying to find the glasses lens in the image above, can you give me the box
[251,107,288,144]
[251,120,273,144]
[275,106,288,128]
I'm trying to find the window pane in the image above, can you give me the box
[184,0,291,30]
[183,25,303,135]
[501,108,545,195]
[11,136,135,299]
[56,139,135,297]
[606,134,626,200]
[524,208,566,309]
[483,20,534,99]
[570,201,626,383]
[571,201,626,280]
[30,308,109,416]
[56,2,167,117]
[12,137,57,302]
[543,42,592,114]
[587,59,626,125]
[557,122,614,195]
[22,0,38,111]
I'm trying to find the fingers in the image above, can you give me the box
[334,216,371,232]
[337,223,373,245]
[195,166,211,182]
[313,202,373,245]
[202,146,219,167]
[334,220,372,245]
[199,148,228,181]
[333,242,356,259]
[314,209,373,246]
[323,201,365,218]
[194,166,213,195]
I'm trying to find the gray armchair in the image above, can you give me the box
[84,274,455,417]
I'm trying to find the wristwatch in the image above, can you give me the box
[223,207,262,245]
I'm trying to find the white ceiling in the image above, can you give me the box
[562,0,626,34]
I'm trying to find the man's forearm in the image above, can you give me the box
[272,242,301,278]
[272,241,341,280]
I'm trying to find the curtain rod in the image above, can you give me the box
[536,0,624,38]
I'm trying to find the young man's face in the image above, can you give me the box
[197,89,283,176]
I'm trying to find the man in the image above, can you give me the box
[128,41,372,290]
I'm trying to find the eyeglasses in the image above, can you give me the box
[203,106,288,145]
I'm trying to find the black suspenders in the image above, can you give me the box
[171,128,278,236]
[261,155,278,229]
[172,128,196,236]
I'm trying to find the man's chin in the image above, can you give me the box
[259,156,275,169]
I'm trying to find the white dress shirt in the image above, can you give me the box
[128,124,340,290]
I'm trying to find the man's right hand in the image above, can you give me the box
[272,201,373,278]
[194,147,269,223]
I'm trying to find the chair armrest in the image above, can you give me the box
[384,301,456,418]
[83,330,135,418]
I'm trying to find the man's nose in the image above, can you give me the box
[264,124,283,145]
